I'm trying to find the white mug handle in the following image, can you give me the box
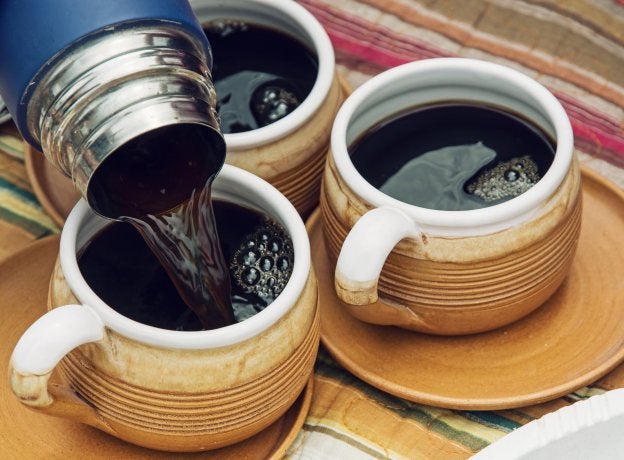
[334,206,422,305]
[9,304,107,427]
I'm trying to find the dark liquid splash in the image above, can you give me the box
[78,201,295,332]
[83,124,295,331]
[86,124,234,330]
[122,182,234,330]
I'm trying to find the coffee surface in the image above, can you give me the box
[350,103,555,211]
[203,21,318,133]
[84,123,239,329]
[78,200,294,331]
[81,22,313,331]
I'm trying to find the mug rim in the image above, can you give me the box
[59,164,311,350]
[191,0,336,150]
[330,57,574,234]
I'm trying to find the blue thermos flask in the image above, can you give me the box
[0,0,225,219]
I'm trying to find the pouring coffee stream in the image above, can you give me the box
[0,0,241,329]
[85,123,235,330]
[71,120,236,330]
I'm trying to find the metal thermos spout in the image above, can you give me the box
[0,0,225,219]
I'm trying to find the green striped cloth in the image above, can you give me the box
[0,127,58,247]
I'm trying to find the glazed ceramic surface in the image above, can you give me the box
[0,236,313,458]
[8,165,319,452]
[321,58,582,335]
[313,167,624,408]
[191,0,345,216]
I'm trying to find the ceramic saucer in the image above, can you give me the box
[0,236,312,458]
[0,122,22,159]
[309,167,624,410]
[24,144,79,227]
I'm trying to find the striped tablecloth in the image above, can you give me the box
[0,1,622,458]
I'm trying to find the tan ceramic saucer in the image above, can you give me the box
[0,122,23,159]
[0,236,312,458]
[24,144,79,227]
[309,167,624,410]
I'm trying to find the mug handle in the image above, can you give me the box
[334,206,422,305]
[9,304,108,428]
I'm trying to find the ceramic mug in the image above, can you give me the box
[190,0,345,216]
[321,58,582,335]
[9,165,319,452]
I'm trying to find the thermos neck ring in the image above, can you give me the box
[27,21,223,205]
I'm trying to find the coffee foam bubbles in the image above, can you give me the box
[251,80,303,127]
[231,219,294,321]
[466,155,540,202]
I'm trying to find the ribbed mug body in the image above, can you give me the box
[323,58,581,335]
[322,154,582,335]
[48,261,319,451]
[191,0,345,216]
[9,166,318,452]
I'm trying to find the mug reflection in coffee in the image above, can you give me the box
[203,21,318,133]
[350,102,555,211]
[77,201,294,331]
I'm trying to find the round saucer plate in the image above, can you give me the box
[309,167,624,410]
[0,236,312,459]
[24,144,79,227]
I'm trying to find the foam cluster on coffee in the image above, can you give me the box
[466,155,540,202]
[251,81,302,126]
[231,220,294,303]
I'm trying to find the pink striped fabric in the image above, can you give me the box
[298,0,624,172]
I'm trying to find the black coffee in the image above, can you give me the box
[350,103,555,211]
[203,21,318,133]
[78,201,294,331]
[86,124,234,330]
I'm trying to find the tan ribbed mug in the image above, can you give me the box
[191,0,345,217]
[321,58,581,335]
[9,165,319,452]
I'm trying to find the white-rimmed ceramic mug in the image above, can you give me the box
[9,165,319,452]
[321,58,582,335]
[191,0,346,216]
